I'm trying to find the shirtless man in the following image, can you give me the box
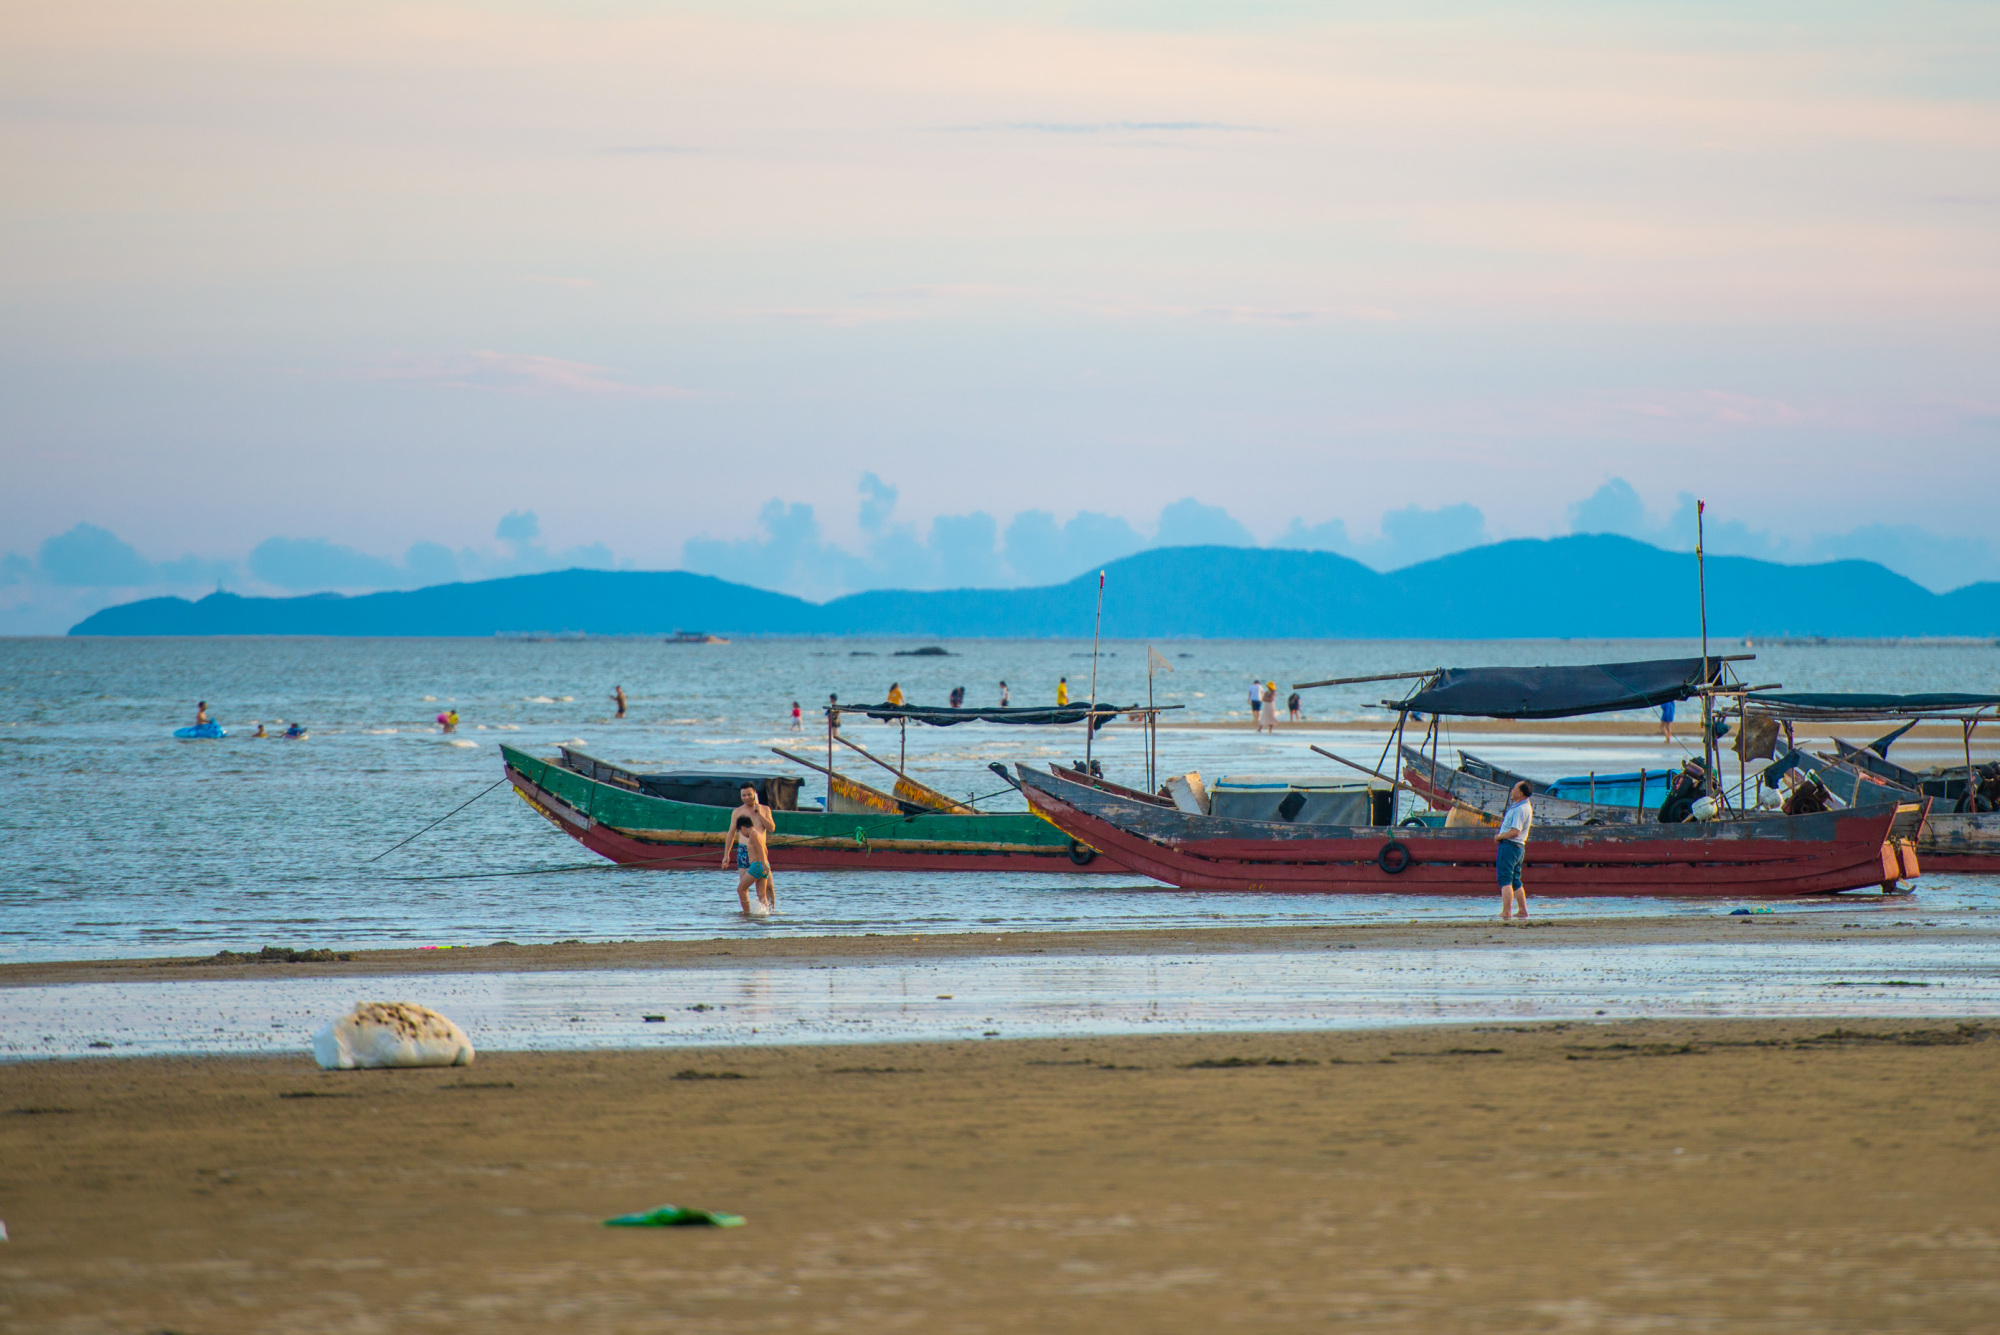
[613,685,627,718]
[722,814,776,915]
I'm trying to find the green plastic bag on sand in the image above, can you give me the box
[605,1205,745,1228]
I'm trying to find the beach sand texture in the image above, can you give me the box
[3,1018,1996,1332]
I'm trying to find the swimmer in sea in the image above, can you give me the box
[721,812,776,916]
[195,701,209,726]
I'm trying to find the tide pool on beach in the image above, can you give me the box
[9,929,1997,1060]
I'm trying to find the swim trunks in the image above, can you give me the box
[748,861,768,880]
[735,844,750,870]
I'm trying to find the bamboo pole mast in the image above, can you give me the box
[1697,499,1718,801]
[1084,570,1105,773]
[1146,646,1156,792]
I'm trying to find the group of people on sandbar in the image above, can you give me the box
[1245,679,1305,731]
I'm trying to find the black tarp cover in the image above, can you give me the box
[1741,692,2000,720]
[854,703,1132,732]
[1397,657,1721,720]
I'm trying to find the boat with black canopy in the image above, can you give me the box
[1731,691,2000,873]
[1017,656,1924,895]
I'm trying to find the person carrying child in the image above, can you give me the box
[722,813,776,916]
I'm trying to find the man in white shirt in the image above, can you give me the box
[1496,780,1533,922]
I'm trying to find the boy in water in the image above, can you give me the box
[722,813,776,916]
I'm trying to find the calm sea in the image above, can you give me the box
[3,635,1996,963]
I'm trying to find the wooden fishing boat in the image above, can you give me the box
[1806,748,2000,873]
[1020,763,1924,896]
[501,743,1114,872]
[1404,740,2000,874]
[1400,745,1646,824]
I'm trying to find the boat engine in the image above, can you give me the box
[1656,759,1708,824]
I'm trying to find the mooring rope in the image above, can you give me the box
[363,778,509,863]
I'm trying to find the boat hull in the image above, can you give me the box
[502,745,1114,873]
[1022,765,1919,896]
[1911,810,2000,873]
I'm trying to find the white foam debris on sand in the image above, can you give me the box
[313,1002,474,1070]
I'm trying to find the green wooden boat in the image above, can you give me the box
[501,743,1110,872]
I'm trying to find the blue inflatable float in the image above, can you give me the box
[174,722,227,739]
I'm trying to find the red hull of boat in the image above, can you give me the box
[1023,769,1914,896]
[506,764,1110,874]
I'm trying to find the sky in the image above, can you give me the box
[3,1,1998,631]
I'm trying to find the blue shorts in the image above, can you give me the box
[1496,840,1525,889]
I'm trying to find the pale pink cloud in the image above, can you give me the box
[366,352,689,398]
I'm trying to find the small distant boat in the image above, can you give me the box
[666,631,727,644]
[174,722,227,740]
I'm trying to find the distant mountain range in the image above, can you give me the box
[67,536,2000,638]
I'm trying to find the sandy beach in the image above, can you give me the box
[3,1017,1996,1333]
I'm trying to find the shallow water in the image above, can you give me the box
[3,635,1997,963]
[7,939,1994,1060]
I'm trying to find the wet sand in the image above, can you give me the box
[3,1018,1996,1333]
[0,914,1979,987]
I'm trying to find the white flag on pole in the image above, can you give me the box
[1148,646,1174,675]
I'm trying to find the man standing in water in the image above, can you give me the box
[998,681,1009,707]
[613,685,627,718]
[1056,677,1068,706]
[723,813,776,916]
[726,783,778,914]
[1496,780,1533,922]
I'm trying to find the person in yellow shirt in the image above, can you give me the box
[1056,677,1069,706]
[886,682,904,706]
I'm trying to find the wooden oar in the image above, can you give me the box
[1309,744,1399,785]
[833,734,974,813]
[769,746,904,814]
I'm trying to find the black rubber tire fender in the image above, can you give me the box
[1377,840,1413,875]
[1067,840,1098,866]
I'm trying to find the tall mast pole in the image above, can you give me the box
[1146,647,1156,791]
[1085,570,1105,772]
[1698,499,1716,798]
